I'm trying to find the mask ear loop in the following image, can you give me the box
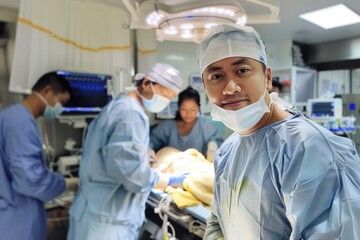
[149,82,158,95]
[143,82,157,101]
[260,77,273,109]
[33,91,49,106]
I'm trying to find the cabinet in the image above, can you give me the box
[272,66,317,110]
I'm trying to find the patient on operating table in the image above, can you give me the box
[152,147,215,208]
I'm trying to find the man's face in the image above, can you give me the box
[141,79,177,101]
[153,83,177,100]
[202,57,272,111]
[44,87,70,107]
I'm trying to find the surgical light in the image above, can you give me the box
[123,0,280,43]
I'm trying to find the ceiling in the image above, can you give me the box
[0,0,360,45]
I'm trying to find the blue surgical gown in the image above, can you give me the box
[0,104,66,240]
[204,112,360,240]
[68,94,159,240]
[150,117,224,155]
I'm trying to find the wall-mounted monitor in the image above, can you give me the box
[307,98,342,119]
[57,70,113,116]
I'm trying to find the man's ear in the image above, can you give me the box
[139,78,150,91]
[37,85,52,96]
[142,77,151,86]
[265,67,273,91]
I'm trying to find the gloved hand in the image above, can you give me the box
[65,177,79,192]
[168,173,190,188]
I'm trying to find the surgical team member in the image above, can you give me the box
[0,72,78,240]
[150,86,223,161]
[67,63,184,240]
[198,24,360,239]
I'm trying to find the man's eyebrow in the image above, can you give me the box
[205,58,249,73]
[231,59,248,66]
[206,65,222,73]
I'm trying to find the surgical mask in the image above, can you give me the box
[34,91,64,119]
[210,84,270,134]
[139,83,170,113]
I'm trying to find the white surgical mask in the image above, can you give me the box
[139,83,170,113]
[34,91,64,119]
[210,84,270,134]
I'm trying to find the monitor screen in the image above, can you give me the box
[57,70,113,115]
[307,98,342,119]
[310,102,335,117]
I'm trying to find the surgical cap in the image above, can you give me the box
[147,63,184,94]
[197,24,267,73]
[134,73,146,81]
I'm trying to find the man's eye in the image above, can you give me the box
[209,74,222,80]
[238,68,249,74]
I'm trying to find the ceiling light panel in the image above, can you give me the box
[299,4,360,29]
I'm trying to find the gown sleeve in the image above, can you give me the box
[5,118,65,202]
[102,111,158,193]
[204,205,224,240]
[280,133,360,239]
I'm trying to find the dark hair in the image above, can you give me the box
[271,79,283,92]
[175,86,200,120]
[32,71,72,97]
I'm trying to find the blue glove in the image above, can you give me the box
[168,173,189,187]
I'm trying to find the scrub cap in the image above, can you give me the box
[197,24,267,73]
[134,73,146,81]
[147,63,184,94]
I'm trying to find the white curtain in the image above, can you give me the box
[9,0,131,94]
[136,29,157,74]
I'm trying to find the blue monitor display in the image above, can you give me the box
[57,70,113,115]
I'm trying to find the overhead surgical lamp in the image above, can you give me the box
[122,0,280,43]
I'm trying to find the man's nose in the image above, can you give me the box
[222,78,241,95]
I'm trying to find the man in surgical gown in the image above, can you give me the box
[0,72,78,240]
[198,24,360,239]
[67,63,184,240]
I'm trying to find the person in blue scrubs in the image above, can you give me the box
[67,63,184,240]
[0,72,78,240]
[198,24,360,239]
[150,86,223,161]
